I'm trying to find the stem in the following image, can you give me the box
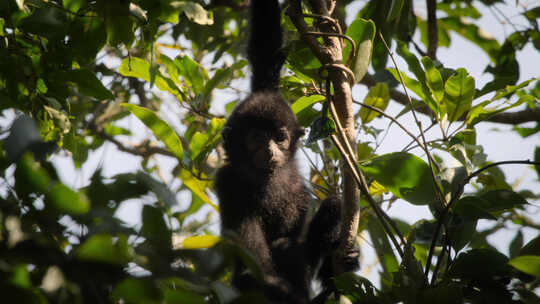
[426,0,438,59]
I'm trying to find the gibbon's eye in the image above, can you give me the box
[275,132,286,142]
[275,128,288,142]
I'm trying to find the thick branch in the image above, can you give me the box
[289,0,361,273]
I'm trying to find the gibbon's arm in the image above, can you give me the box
[247,0,285,92]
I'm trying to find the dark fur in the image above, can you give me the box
[215,1,349,302]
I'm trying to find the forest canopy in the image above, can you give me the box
[0,0,539,303]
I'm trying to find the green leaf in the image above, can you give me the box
[478,190,528,212]
[164,288,207,304]
[174,55,207,94]
[291,95,324,127]
[15,154,51,193]
[387,0,405,21]
[449,249,510,280]
[121,104,184,160]
[509,231,524,259]
[141,205,171,249]
[63,0,84,13]
[395,41,438,112]
[66,69,114,100]
[200,61,246,105]
[171,1,214,25]
[360,152,437,205]
[112,278,162,303]
[344,18,376,82]
[77,234,131,264]
[421,57,444,103]
[98,1,134,47]
[509,256,540,277]
[442,68,475,121]
[160,54,180,85]
[387,68,426,101]
[181,235,220,249]
[467,94,532,126]
[419,284,463,304]
[452,197,497,221]
[46,183,90,215]
[492,78,535,101]
[119,57,181,99]
[179,169,218,211]
[291,95,325,114]
[359,83,389,123]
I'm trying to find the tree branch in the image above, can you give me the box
[426,0,438,59]
[289,0,361,273]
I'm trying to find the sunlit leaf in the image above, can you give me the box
[291,95,325,114]
[171,1,214,25]
[359,82,389,123]
[180,169,218,211]
[387,68,426,101]
[119,57,181,99]
[182,235,220,249]
[291,95,324,127]
[344,18,376,82]
[442,68,475,121]
[175,55,207,94]
[421,57,444,103]
[395,42,438,112]
[121,104,184,160]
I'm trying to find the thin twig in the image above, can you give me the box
[352,100,438,167]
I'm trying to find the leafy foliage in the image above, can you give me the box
[0,0,539,303]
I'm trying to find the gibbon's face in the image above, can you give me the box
[244,126,291,170]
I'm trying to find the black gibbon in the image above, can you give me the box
[215,0,357,302]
